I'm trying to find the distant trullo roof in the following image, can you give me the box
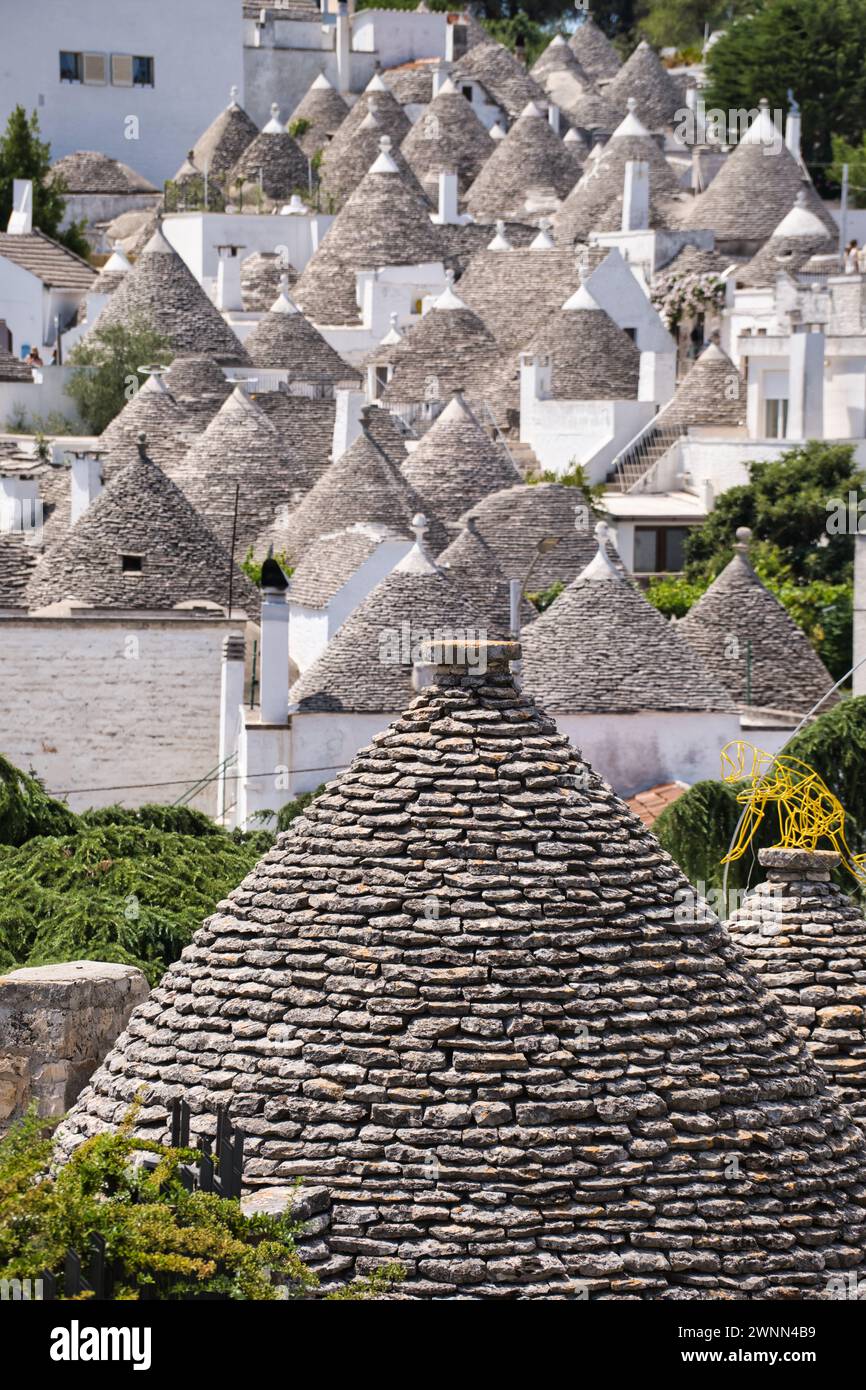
[454,480,615,590]
[400,79,493,199]
[450,40,547,123]
[89,226,250,364]
[163,354,233,427]
[399,391,522,527]
[376,278,500,408]
[603,39,684,130]
[190,87,259,181]
[292,147,446,325]
[98,371,201,481]
[727,846,866,1125]
[685,101,837,247]
[457,230,583,348]
[25,435,256,613]
[677,528,837,714]
[734,192,836,288]
[287,73,350,159]
[323,74,411,165]
[242,277,359,381]
[318,114,429,211]
[555,100,681,244]
[521,522,734,713]
[464,100,579,219]
[568,14,621,83]
[56,638,866,1299]
[227,104,310,203]
[241,251,294,311]
[654,343,746,431]
[51,149,158,195]
[0,532,38,608]
[530,34,593,117]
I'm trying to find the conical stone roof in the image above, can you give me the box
[227,105,310,204]
[604,40,684,130]
[25,436,256,613]
[99,372,201,481]
[191,89,259,182]
[0,532,38,608]
[90,226,250,364]
[324,75,411,165]
[685,102,837,249]
[400,392,522,528]
[530,35,592,115]
[56,639,866,1299]
[655,343,746,431]
[464,101,578,220]
[292,150,446,325]
[241,251,294,311]
[288,527,510,713]
[566,85,618,134]
[267,423,449,564]
[171,385,326,551]
[677,529,837,714]
[377,280,500,407]
[318,117,429,211]
[242,277,359,381]
[451,40,547,123]
[522,523,734,713]
[555,101,680,244]
[457,232,583,349]
[400,80,493,199]
[734,193,836,288]
[454,481,613,589]
[163,353,233,428]
[288,73,350,159]
[727,847,866,1125]
[568,15,621,83]
[520,282,641,402]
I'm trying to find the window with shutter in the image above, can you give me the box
[111,53,134,87]
[82,53,107,85]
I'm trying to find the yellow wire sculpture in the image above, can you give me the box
[720,740,866,883]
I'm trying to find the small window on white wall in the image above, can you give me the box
[111,54,134,87]
[133,56,155,87]
[82,53,108,85]
[765,398,789,438]
[59,52,82,83]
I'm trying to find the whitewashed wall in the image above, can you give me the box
[0,616,242,814]
[162,211,333,285]
[0,0,241,187]
[558,709,742,799]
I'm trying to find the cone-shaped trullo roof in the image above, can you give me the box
[326,73,411,160]
[655,342,746,431]
[457,224,583,348]
[522,522,734,713]
[454,481,614,589]
[287,521,408,610]
[241,250,293,311]
[464,100,579,219]
[569,14,621,83]
[171,385,325,551]
[51,149,158,195]
[190,87,259,181]
[24,435,256,613]
[265,421,449,565]
[399,391,521,527]
[288,521,511,713]
[98,370,201,481]
[727,847,866,1125]
[377,276,500,407]
[0,532,38,608]
[555,100,681,244]
[287,73,350,159]
[242,277,359,381]
[318,113,428,211]
[81,242,132,306]
[734,192,837,288]
[227,104,309,204]
[292,142,446,325]
[515,281,641,404]
[382,60,437,105]
[90,226,250,364]
[566,84,618,134]
[530,34,592,115]
[685,101,837,248]
[604,39,683,130]
[56,636,866,1299]
[400,79,493,199]
[450,40,547,122]
[163,353,233,427]
[677,528,837,714]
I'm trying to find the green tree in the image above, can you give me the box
[0,106,90,259]
[830,131,866,210]
[66,316,174,434]
[703,0,866,193]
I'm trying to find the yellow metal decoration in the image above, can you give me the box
[720,739,866,882]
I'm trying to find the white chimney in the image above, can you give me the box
[69,451,104,524]
[259,554,290,724]
[7,179,33,235]
[622,160,649,232]
[432,60,450,98]
[785,107,802,165]
[218,632,246,823]
[787,326,824,440]
[548,104,561,135]
[336,2,351,94]
[215,243,244,311]
[436,170,459,225]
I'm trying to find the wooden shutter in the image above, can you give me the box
[82,52,107,85]
[111,53,133,87]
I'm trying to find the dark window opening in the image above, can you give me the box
[60,51,82,82]
[634,525,690,576]
[623,326,637,342]
[121,554,143,573]
[373,365,388,399]
[133,55,155,86]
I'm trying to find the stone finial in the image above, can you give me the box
[577,518,620,581]
[135,431,148,458]
[416,636,521,672]
[230,85,239,107]
[380,134,392,154]
[487,220,512,251]
[411,512,428,545]
[734,526,752,553]
[627,97,637,113]
[271,102,280,119]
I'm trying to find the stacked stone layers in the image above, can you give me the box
[727,848,866,1124]
[57,654,866,1299]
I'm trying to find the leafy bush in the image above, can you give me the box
[0,755,79,847]
[66,316,174,434]
[80,803,226,837]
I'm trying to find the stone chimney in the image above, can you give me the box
[436,170,459,225]
[69,449,104,525]
[218,632,246,823]
[259,551,290,724]
[621,160,649,232]
[786,325,824,439]
[547,103,561,135]
[215,243,245,312]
